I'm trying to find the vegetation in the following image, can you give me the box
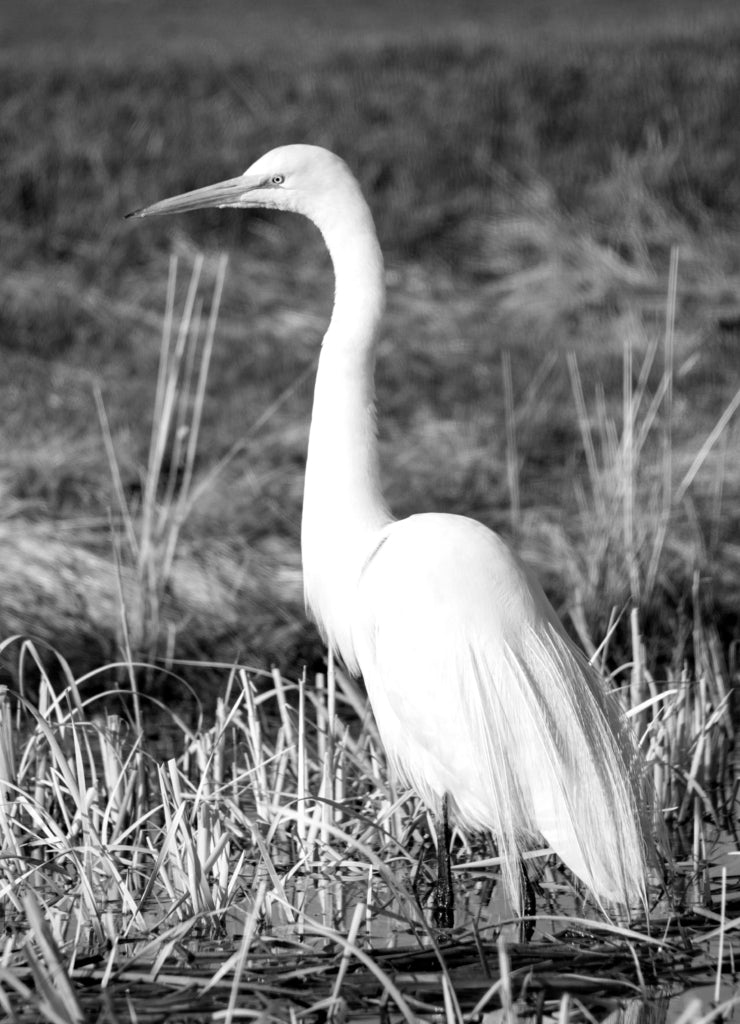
[2,24,740,677]
[0,2,738,1019]
[0,639,734,1021]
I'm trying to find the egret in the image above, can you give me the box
[129,145,654,927]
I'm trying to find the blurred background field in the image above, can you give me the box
[1,0,739,690]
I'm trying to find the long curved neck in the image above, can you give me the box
[301,189,391,668]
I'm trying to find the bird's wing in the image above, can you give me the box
[352,512,650,907]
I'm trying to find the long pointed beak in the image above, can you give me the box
[125,174,264,219]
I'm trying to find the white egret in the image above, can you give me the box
[129,145,654,927]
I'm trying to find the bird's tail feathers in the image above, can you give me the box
[468,622,654,912]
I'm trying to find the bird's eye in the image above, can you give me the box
[270,174,285,186]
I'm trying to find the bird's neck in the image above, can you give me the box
[301,196,391,668]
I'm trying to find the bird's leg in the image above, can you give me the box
[432,795,455,931]
[518,857,536,943]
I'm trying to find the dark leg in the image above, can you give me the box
[518,857,536,943]
[432,795,455,930]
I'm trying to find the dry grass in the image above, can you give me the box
[0,634,735,1022]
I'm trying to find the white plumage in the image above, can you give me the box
[354,514,649,907]
[131,144,654,916]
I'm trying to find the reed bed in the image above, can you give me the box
[0,634,735,1023]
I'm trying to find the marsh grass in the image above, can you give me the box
[95,253,227,672]
[552,254,738,646]
[0,633,735,1022]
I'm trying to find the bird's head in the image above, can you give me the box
[126,144,360,227]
